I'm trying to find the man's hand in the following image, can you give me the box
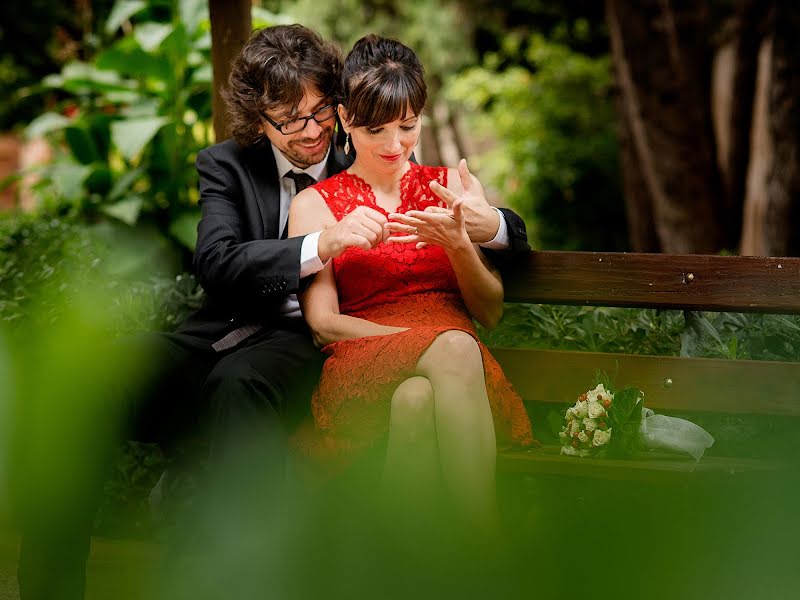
[318,205,388,261]
[428,158,500,244]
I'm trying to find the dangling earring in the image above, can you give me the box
[344,133,351,155]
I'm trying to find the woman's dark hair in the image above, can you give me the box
[222,25,343,146]
[341,34,426,129]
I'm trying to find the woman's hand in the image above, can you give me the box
[432,159,500,244]
[385,199,471,253]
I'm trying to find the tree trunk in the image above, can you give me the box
[740,38,774,255]
[711,0,761,250]
[208,0,252,143]
[613,76,660,252]
[740,4,800,256]
[764,4,800,256]
[606,0,723,253]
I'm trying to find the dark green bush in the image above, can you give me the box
[1,212,203,537]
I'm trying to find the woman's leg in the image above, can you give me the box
[414,331,499,533]
[383,376,439,502]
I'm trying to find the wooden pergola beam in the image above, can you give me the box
[208,0,252,142]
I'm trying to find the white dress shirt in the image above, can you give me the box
[272,145,328,318]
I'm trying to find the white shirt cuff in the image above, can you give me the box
[299,231,328,278]
[478,207,510,250]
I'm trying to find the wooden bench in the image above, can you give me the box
[492,251,800,483]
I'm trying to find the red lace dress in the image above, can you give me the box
[294,163,534,469]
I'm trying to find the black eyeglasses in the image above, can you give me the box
[262,103,337,135]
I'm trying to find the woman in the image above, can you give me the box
[289,34,533,531]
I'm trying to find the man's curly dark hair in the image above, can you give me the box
[221,25,343,147]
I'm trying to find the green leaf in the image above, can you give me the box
[161,23,189,66]
[64,126,99,165]
[85,166,113,196]
[110,117,168,161]
[96,43,172,82]
[108,166,145,200]
[773,315,800,334]
[121,98,160,118]
[169,210,201,250]
[105,0,147,35]
[610,387,643,425]
[25,112,70,139]
[61,61,123,86]
[101,196,144,226]
[87,114,113,161]
[190,64,212,85]
[179,0,208,36]
[193,30,211,51]
[46,162,92,202]
[134,23,173,52]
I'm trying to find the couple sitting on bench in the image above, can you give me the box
[16,25,534,600]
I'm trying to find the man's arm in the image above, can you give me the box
[193,147,304,311]
[482,206,531,268]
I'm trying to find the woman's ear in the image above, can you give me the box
[337,104,351,132]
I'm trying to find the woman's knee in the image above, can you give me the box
[420,330,483,378]
[390,376,434,429]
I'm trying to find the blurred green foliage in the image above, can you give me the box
[0,210,204,536]
[20,0,217,254]
[448,30,625,251]
[0,0,118,129]
[0,211,203,336]
[285,0,474,90]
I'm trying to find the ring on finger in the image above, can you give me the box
[413,227,418,234]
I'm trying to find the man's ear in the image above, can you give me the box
[337,104,350,132]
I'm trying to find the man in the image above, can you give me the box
[16,24,529,599]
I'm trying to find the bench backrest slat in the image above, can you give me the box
[504,252,800,314]
[491,348,800,417]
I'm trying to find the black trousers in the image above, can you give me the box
[14,324,322,600]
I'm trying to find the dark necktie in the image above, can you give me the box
[284,171,316,194]
[281,172,316,239]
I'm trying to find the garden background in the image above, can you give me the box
[0,0,799,598]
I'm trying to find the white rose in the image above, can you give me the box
[561,446,579,457]
[588,401,606,419]
[574,400,589,418]
[588,384,614,404]
[593,428,612,447]
[583,418,598,432]
[558,430,569,444]
[597,383,613,396]
[578,431,589,443]
[569,420,581,436]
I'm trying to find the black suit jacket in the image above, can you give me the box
[175,139,350,344]
[175,138,530,346]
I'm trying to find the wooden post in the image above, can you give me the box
[208,0,252,143]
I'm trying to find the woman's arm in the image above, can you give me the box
[442,170,505,328]
[289,190,408,346]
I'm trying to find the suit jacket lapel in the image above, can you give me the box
[244,142,351,241]
[242,141,281,239]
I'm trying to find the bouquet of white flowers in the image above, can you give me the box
[556,374,645,458]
